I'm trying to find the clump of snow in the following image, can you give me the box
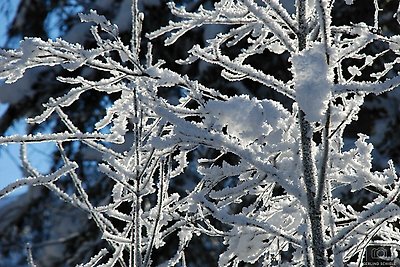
[389,36,400,51]
[348,65,362,76]
[345,0,354,5]
[219,227,268,265]
[204,95,289,146]
[290,43,332,123]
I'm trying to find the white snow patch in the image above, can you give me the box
[219,227,268,265]
[348,65,361,76]
[205,95,288,146]
[291,43,332,123]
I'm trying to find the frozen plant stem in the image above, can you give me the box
[316,103,331,208]
[131,0,141,59]
[299,111,327,267]
[130,0,142,264]
[130,88,142,267]
[297,1,327,266]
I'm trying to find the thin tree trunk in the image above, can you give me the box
[297,1,328,266]
[299,111,327,267]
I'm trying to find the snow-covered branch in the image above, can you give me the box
[1,0,400,266]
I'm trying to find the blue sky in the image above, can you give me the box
[0,1,53,195]
[0,1,86,197]
[0,106,23,191]
[0,1,21,193]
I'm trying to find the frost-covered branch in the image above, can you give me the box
[0,132,121,144]
[0,162,78,199]
[1,0,400,266]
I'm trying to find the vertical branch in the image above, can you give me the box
[373,0,381,30]
[326,177,344,267]
[315,0,331,62]
[315,103,330,208]
[302,231,312,267]
[314,0,333,214]
[397,2,400,25]
[131,0,142,58]
[298,112,317,203]
[129,85,143,267]
[26,243,37,267]
[296,0,308,52]
[143,158,167,267]
[297,0,327,266]
[299,111,327,267]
